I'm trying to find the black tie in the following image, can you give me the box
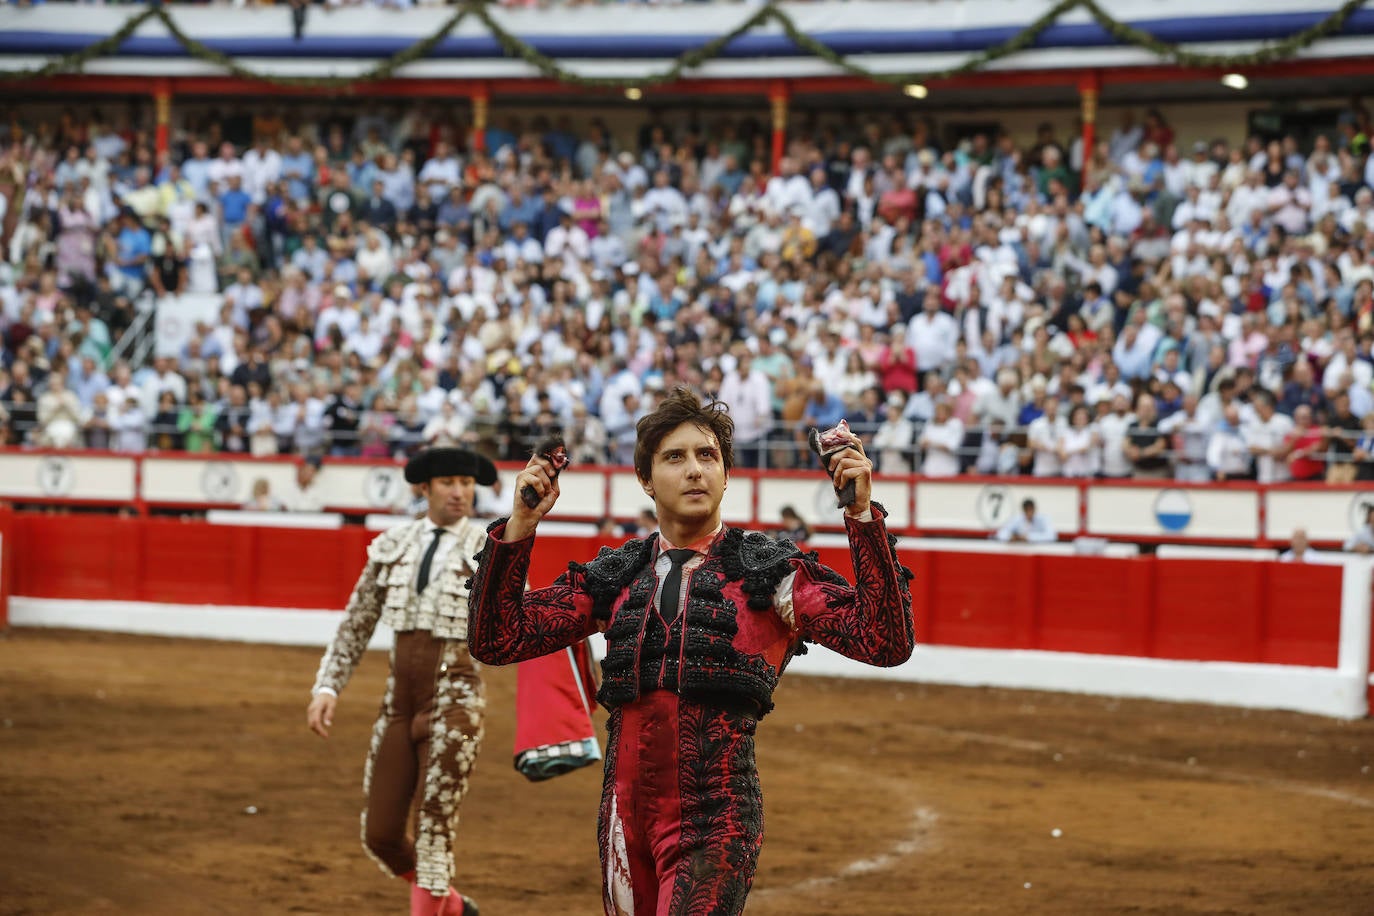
[659,548,696,625]
[417,528,447,593]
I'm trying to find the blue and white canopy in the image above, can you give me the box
[0,0,1368,83]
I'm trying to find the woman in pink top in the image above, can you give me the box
[572,179,602,238]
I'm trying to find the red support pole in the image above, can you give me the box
[153,78,172,161]
[1078,71,1101,187]
[768,80,788,176]
[471,83,489,155]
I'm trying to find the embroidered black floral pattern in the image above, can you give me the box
[467,519,597,665]
[790,504,915,668]
[666,704,763,915]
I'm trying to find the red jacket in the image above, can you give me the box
[468,508,915,718]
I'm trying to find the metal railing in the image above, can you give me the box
[0,411,1366,482]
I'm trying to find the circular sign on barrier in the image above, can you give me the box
[37,456,75,497]
[201,462,239,501]
[364,467,403,508]
[1349,492,1374,533]
[811,479,840,520]
[975,484,1015,528]
[1153,488,1193,532]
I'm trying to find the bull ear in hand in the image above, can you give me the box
[520,434,570,510]
[808,420,857,509]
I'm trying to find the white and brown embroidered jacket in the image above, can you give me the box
[312,517,487,696]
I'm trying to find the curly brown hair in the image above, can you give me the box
[633,386,735,483]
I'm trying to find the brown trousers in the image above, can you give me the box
[361,630,486,895]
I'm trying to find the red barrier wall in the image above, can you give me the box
[0,504,13,629]
[8,515,1345,669]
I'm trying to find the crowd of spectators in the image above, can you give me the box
[2,98,1374,486]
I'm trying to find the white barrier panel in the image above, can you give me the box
[1266,489,1374,544]
[10,597,394,651]
[1156,545,1280,560]
[141,457,298,506]
[788,645,1365,719]
[914,481,1079,535]
[546,469,607,520]
[1086,486,1259,540]
[608,473,656,521]
[719,478,755,524]
[206,510,344,529]
[0,453,136,502]
[313,463,411,513]
[757,476,908,529]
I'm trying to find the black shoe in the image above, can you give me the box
[461,896,479,916]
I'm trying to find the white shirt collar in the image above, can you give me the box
[425,516,467,537]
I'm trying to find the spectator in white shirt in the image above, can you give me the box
[1244,391,1294,483]
[918,398,964,477]
[1279,528,1317,563]
[805,168,841,238]
[872,396,915,473]
[1096,394,1136,479]
[281,457,325,512]
[1206,404,1251,481]
[974,368,1022,427]
[206,142,243,195]
[241,140,282,205]
[1058,403,1099,478]
[992,498,1057,544]
[422,400,467,449]
[906,289,958,373]
[417,141,461,198]
[545,210,590,267]
[718,351,774,468]
[111,394,147,452]
[1027,396,1065,477]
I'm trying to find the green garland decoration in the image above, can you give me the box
[0,6,159,82]
[0,0,1367,90]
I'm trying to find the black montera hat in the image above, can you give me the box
[404,447,498,486]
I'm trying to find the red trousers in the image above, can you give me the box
[598,690,763,916]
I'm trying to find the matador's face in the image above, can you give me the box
[425,475,475,527]
[642,422,727,527]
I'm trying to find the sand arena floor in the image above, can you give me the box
[2,628,1373,915]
